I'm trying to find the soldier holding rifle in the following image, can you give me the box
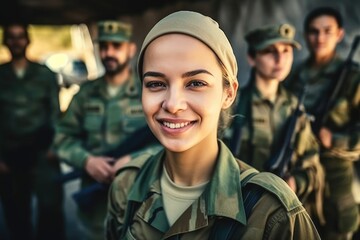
[227,23,325,224]
[285,6,360,240]
[53,20,160,240]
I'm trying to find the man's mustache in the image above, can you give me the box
[103,57,118,64]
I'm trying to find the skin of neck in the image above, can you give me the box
[105,65,131,86]
[310,51,336,68]
[164,138,218,186]
[11,57,28,70]
[255,73,279,101]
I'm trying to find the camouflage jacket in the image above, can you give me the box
[53,74,158,170]
[106,141,320,240]
[0,61,60,152]
[227,82,323,205]
[285,56,360,161]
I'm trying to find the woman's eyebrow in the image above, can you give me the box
[182,69,213,78]
[143,69,214,79]
[143,71,165,78]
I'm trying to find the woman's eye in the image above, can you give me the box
[187,80,206,88]
[144,81,166,89]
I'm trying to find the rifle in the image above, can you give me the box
[313,35,360,133]
[57,124,159,210]
[265,85,307,178]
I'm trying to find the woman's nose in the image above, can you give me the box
[162,87,187,114]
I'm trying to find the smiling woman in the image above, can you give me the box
[105,11,321,240]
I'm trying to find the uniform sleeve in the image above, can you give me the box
[264,206,321,240]
[246,184,321,240]
[327,75,360,160]
[292,110,325,224]
[48,71,61,127]
[52,90,90,169]
[105,169,137,240]
[292,112,323,196]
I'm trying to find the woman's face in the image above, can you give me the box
[305,15,344,60]
[141,34,236,152]
[248,42,294,82]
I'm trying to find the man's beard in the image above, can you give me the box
[10,47,26,60]
[102,57,131,76]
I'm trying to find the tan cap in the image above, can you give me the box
[245,23,301,51]
[96,20,132,42]
[137,11,238,84]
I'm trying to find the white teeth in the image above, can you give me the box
[163,121,190,129]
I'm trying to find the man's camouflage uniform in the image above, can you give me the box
[0,61,64,239]
[227,79,325,223]
[105,141,320,240]
[285,56,360,236]
[53,74,159,239]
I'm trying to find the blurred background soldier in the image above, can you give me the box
[226,23,325,225]
[0,22,65,240]
[53,20,160,240]
[285,7,360,240]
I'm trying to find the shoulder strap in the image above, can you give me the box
[209,168,264,240]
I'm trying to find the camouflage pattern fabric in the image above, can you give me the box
[0,61,64,240]
[285,56,360,234]
[53,73,159,239]
[227,81,324,222]
[106,141,320,240]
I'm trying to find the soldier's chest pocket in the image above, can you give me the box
[83,105,104,132]
[116,104,146,133]
[252,119,272,148]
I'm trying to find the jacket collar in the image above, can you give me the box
[127,140,247,235]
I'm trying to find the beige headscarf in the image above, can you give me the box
[137,11,238,85]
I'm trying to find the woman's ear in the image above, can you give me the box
[222,80,238,109]
[336,28,345,43]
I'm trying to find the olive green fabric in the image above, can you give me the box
[245,23,301,51]
[53,74,160,239]
[0,61,64,239]
[0,61,59,154]
[106,140,320,240]
[96,20,132,42]
[137,11,238,84]
[226,81,325,223]
[285,56,360,236]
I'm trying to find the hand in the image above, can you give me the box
[0,161,10,174]
[112,155,131,176]
[319,127,332,148]
[285,176,297,193]
[84,156,115,184]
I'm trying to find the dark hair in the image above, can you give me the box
[304,7,343,32]
[2,22,29,42]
